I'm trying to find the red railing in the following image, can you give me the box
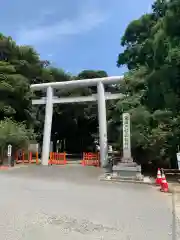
[49,152,66,165]
[15,150,39,164]
[81,152,100,167]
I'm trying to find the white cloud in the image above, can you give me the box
[16,5,108,45]
[47,53,53,57]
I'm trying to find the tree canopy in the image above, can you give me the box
[113,0,180,168]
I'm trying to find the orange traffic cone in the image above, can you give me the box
[160,172,169,192]
[155,168,162,185]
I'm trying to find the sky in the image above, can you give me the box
[0,0,154,76]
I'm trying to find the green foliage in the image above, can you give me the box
[113,0,180,168]
[0,118,36,151]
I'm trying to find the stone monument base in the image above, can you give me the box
[111,160,143,181]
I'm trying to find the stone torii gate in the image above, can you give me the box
[30,76,124,168]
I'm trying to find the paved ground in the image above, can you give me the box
[173,190,180,239]
[0,165,174,239]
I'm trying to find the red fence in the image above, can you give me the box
[15,150,39,164]
[15,150,100,167]
[49,152,67,165]
[81,152,100,167]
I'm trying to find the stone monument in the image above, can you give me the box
[112,113,143,180]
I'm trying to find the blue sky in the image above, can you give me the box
[1,0,153,76]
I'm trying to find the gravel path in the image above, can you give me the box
[0,165,173,239]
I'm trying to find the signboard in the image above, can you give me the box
[122,113,131,159]
[7,144,12,157]
[176,152,180,170]
[28,143,39,153]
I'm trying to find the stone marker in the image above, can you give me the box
[112,113,143,181]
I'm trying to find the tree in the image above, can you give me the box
[0,118,36,162]
[0,61,34,125]
[113,0,180,168]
